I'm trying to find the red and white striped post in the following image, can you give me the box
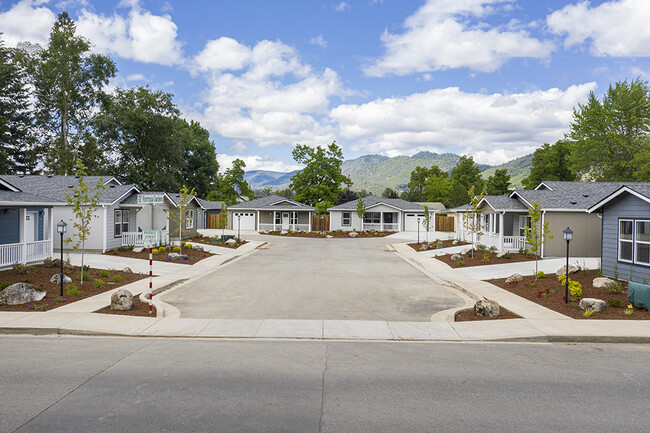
[149,247,153,314]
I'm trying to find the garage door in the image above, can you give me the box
[404,213,425,232]
[233,212,256,231]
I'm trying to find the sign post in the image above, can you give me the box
[143,230,158,315]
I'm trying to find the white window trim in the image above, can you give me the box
[186,210,194,229]
[618,219,634,263]
[634,220,650,265]
[114,209,129,237]
[341,211,351,227]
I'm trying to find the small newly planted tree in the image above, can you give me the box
[524,201,553,279]
[177,185,196,254]
[422,205,431,243]
[463,185,487,258]
[218,202,228,239]
[64,160,106,284]
[356,196,366,231]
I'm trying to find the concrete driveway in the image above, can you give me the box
[162,235,464,321]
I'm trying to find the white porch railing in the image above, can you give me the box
[0,240,53,267]
[458,230,527,252]
[259,223,311,232]
[121,231,169,247]
[503,236,528,251]
[362,223,399,232]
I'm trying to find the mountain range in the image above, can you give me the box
[245,151,533,194]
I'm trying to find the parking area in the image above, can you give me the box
[162,234,464,321]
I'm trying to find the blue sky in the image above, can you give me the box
[2,0,650,172]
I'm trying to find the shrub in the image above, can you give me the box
[583,309,594,318]
[0,281,10,290]
[173,246,181,252]
[180,241,187,248]
[82,271,90,282]
[112,274,122,283]
[606,282,621,293]
[100,269,110,278]
[624,305,634,316]
[65,284,82,296]
[158,246,166,253]
[503,252,511,259]
[119,245,130,252]
[607,299,621,308]
[482,252,490,263]
[82,264,91,273]
[12,262,29,274]
[489,246,497,253]
[152,248,159,255]
[43,257,55,268]
[456,260,465,267]
[569,280,582,298]
[536,271,546,279]
[94,279,105,289]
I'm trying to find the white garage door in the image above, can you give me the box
[233,212,256,231]
[404,213,425,232]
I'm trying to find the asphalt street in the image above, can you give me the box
[2,336,649,433]
[162,235,464,321]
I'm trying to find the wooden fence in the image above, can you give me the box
[435,215,455,232]
[312,215,330,232]
[206,213,222,229]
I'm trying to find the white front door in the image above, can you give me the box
[25,211,37,242]
[282,212,290,230]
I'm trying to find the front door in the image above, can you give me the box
[282,212,290,230]
[25,211,37,242]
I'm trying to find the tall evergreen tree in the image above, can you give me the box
[521,140,576,189]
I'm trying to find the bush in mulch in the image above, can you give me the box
[95,298,157,317]
[104,245,213,264]
[186,235,247,249]
[408,239,470,252]
[454,307,522,322]
[436,250,536,268]
[487,269,649,320]
[261,230,395,238]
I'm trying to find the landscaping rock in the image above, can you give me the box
[420,243,430,250]
[326,235,333,239]
[280,230,289,235]
[51,258,73,269]
[132,247,144,253]
[505,273,524,283]
[349,232,359,238]
[556,265,579,275]
[452,240,459,245]
[474,299,500,318]
[0,283,46,305]
[579,298,607,312]
[496,250,509,258]
[49,273,72,284]
[122,267,133,274]
[450,254,463,261]
[168,253,188,260]
[192,245,204,251]
[592,277,616,289]
[461,248,472,255]
[110,289,133,311]
[225,239,237,246]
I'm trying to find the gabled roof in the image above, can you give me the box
[196,198,224,210]
[0,175,139,205]
[329,196,424,212]
[588,184,650,213]
[415,202,447,212]
[478,195,528,212]
[0,190,61,206]
[512,181,639,211]
[229,195,314,211]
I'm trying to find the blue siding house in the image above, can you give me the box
[588,184,650,283]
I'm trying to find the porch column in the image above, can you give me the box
[380,212,384,232]
[20,208,26,263]
[292,211,296,231]
[432,211,436,232]
[308,211,312,231]
[499,213,504,251]
[47,208,54,257]
[257,211,260,231]
[273,211,276,231]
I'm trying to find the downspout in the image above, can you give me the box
[540,210,546,259]
[102,205,107,253]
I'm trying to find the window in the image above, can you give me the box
[636,221,650,265]
[363,212,380,224]
[518,215,531,236]
[342,212,351,226]
[186,210,194,229]
[290,212,298,225]
[484,214,491,232]
[114,209,129,237]
[275,212,281,224]
[619,220,633,262]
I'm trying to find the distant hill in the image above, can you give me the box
[244,152,532,193]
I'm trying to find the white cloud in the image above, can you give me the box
[0,0,55,47]
[547,0,650,57]
[330,83,596,165]
[333,2,349,12]
[76,3,183,65]
[309,35,327,49]
[364,0,553,76]
[126,73,146,81]
[216,154,302,173]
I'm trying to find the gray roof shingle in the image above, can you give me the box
[329,196,424,211]
[229,195,314,211]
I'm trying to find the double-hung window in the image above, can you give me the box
[290,212,298,225]
[114,209,129,237]
[275,212,281,225]
[518,215,531,237]
[341,212,351,227]
[622,219,650,265]
[363,212,380,224]
[186,210,194,229]
[636,221,650,265]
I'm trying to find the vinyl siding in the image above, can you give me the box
[544,212,602,257]
[52,206,104,251]
[600,194,650,283]
[330,210,362,231]
[167,202,198,239]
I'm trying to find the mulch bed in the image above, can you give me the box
[455,307,522,322]
[186,236,247,249]
[487,269,649,320]
[408,240,470,252]
[261,230,396,238]
[0,264,147,313]
[436,250,537,268]
[95,298,157,317]
[104,245,213,264]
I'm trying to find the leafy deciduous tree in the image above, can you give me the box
[357,196,366,230]
[335,189,359,205]
[521,140,576,189]
[290,142,346,206]
[524,201,553,279]
[381,187,398,199]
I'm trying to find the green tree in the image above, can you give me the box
[447,182,470,208]
[64,160,106,284]
[209,159,254,205]
[486,168,511,195]
[181,120,219,198]
[177,185,196,250]
[568,78,650,181]
[463,185,487,257]
[451,155,484,193]
[424,171,452,204]
[521,140,576,189]
[422,205,431,243]
[381,187,398,199]
[0,36,37,174]
[524,202,553,279]
[335,189,359,205]
[25,12,116,174]
[357,196,366,230]
[217,202,228,238]
[290,142,346,206]
[407,166,431,201]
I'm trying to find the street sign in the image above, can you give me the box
[137,194,164,204]
[143,230,158,247]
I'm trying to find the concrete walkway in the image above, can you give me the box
[0,238,649,343]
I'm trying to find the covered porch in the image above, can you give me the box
[121,230,170,247]
[258,210,312,232]
[0,206,54,268]
[362,211,400,232]
[457,211,529,252]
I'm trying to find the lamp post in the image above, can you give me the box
[237,214,241,243]
[56,220,67,297]
[417,217,421,244]
[563,227,573,304]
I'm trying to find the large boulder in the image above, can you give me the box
[593,277,616,289]
[168,253,188,261]
[122,267,133,274]
[579,298,607,312]
[280,230,289,235]
[450,254,463,261]
[326,234,333,239]
[110,289,133,311]
[349,232,359,238]
[452,240,459,245]
[420,243,430,250]
[225,239,237,246]
[132,247,144,253]
[51,258,73,269]
[556,265,579,275]
[505,273,524,283]
[474,299,500,318]
[0,283,46,305]
[50,273,72,284]
[496,250,509,258]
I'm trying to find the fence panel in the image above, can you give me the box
[312,215,330,232]
[207,214,221,229]
[435,216,455,232]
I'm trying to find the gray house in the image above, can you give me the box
[588,183,650,283]
[0,175,140,253]
[196,198,224,229]
[228,195,314,231]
